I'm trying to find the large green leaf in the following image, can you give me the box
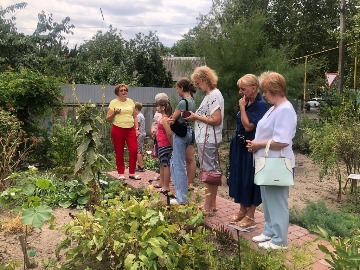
[59,200,72,208]
[21,184,36,196]
[35,178,52,189]
[74,155,84,174]
[21,205,52,228]
[77,138,91,156]
[124,254,136,269]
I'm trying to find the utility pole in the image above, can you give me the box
[338,0,346,92]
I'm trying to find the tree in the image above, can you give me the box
[71,26,136,85]
[128,32,173,87]
[0,4,76,78]
[0,2,34,72]
[0,69,64,134]
[170,31,198,56]
[193,3,304,122]
[265,0,358,89]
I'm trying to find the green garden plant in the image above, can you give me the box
[56,187,215,270]
[0,166,54,269]
[73,102,110,211]
[305,90,360,202]
[317,226,360,270]
[47,117,80,176]
[290,200,360,237]
[0,108,38,189]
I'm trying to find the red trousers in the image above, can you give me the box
[111,125,138,174]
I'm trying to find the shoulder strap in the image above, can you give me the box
[182,98,189,111]
[201,122,221,170]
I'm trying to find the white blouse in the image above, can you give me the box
[194,89,224,144]
[254,100,297,167]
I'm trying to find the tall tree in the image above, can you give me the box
[193,2,304,121]
[128,32,172,87]
[0,2,34,72]
[72,26,135,85]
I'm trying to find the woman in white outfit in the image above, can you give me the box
[246,71,297,249]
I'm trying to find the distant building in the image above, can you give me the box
[162,57,206,83]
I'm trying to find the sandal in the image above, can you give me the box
[135,166,145,172]
[237,216,257,229]
[203,210,215,217]
[160,189,170,194]
[229,210,246,223]
[129,174,141,180]
[118,175,126,181]
[153,183,162,189]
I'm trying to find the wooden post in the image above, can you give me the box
[338,0,346,92]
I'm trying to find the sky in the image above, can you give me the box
[2,0,213,48]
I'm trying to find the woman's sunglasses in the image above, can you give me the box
[119,89,128,92]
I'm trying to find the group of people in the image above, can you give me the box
[106,68,297,250]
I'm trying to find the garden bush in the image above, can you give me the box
[0,108,38,189]
[317,227,360,270]
[290,200,360,237]
[47,117,80,176]
[56,187,214,270]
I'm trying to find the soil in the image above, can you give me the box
[0,152,346,269]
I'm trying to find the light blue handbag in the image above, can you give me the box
[254,140,294,186]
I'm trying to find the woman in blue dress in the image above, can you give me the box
[228,74,268,229]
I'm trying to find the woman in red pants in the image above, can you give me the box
[106,83,141,180]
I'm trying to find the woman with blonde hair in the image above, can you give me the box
[228,74,268,228]
[185,66,224,214]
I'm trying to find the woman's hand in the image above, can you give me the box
[136,129,140,137]
[183,111,196,122]
[114,108,121,115]
[246,140,260,153]
[239,97,246,110]
[167,116,175,125]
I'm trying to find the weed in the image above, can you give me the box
[290,200,360,237]
[1,214,31,234]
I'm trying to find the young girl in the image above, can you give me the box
[155,99,173,193]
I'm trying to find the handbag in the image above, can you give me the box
[198,123,222,186]
[170,99,188,137]
[254,140,294,186]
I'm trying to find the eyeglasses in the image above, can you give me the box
[119,89,128,92]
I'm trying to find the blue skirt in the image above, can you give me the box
[228,136,262,207]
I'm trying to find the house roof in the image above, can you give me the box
[163,57,206,82]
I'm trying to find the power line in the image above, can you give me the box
[15,23,195,31]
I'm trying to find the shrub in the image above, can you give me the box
[0,108,38,189]
[290,200,360,237]
[47,117,79,176]
[317,227,360,270]
[57,188,215,270]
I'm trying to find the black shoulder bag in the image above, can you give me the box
[170,99,188,137]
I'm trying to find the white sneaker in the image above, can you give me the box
[258,241,288,250]
[252,234,272,243]
[170,199,180,205]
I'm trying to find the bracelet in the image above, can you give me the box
[135,128,139,130]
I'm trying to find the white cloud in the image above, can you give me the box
[2,0,212,48]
